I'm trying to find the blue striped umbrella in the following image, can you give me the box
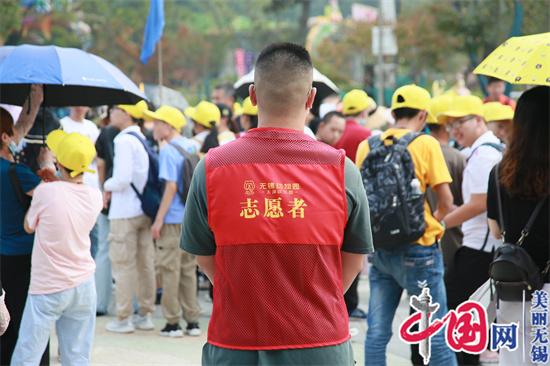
[0,44,146,106]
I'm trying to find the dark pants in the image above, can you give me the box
[344,276,359,313]
[0,254,49,366]
[444,246,493,366]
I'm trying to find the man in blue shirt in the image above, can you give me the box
[145,105,202,338]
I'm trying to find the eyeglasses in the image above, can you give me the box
[448,116,476,130]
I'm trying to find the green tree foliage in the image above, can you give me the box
[0,0,22,44]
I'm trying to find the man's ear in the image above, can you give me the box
[249,84,257,106]
[418,110,428,123]
[306,87,317,110]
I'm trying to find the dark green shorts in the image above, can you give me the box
[202,341,354,366]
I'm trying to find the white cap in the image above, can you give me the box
[319,103,337,119]
[0,104,22,124]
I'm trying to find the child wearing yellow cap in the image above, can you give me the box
[144,105,202,338]
[483,102,514,145]
[11,130,102,365]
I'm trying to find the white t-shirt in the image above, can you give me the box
[461,131,503,252]
[60,116,100,189]
[103,126,149,220]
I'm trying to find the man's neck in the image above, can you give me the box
[70,114,85,122]
[0,149,14,162]
[394,120,415,131]
[258,112,306,132]
[120,122,135,131]
[167,131,180,142]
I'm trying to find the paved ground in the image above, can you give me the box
[48,274,413,365]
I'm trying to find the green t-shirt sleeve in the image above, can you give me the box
[181,159,216,255]
[342,157,374,254]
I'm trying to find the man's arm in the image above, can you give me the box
[341,252,364,293]
[442,193,487,229]
[488,218,502,240]
[97,157,106,187]
[432,182,455,221]
[196,255,215,285]
[14,85,44,143]
[151,181,177,240]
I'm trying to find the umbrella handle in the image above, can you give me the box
[27,84,32,115]
[41,85,46,146]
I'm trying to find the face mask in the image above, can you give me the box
[8,140,18,156]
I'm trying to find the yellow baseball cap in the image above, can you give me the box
[46,130,96,178]
[185,101,221,128]
[342,89,372,116]
[483,102,514,123]
[391,84,432,111]
[440,95,484,122]
[143,105,186,130]
[242,97,258,116]
[118,100,149,119]
[233,102,243,117]
[427,95,454,124]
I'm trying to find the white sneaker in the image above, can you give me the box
[134,313,154,330]
[159,323,184,338]
[185,322,201,336]
[106,318,135,333]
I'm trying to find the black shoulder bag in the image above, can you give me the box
[489,164,548,301]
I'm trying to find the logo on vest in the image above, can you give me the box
[244,180,256,195]
[239,180,308,220]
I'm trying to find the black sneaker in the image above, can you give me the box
[160,323,183,338]
[185,322,201,336]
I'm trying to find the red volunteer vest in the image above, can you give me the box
[205,128,349,350]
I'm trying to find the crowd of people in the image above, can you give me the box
[0,41,548,366]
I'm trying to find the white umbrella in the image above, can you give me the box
[233,68,339,102]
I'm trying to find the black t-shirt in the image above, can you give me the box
[95,126,120,181]
[487,166,549,271]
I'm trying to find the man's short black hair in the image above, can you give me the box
[427,123,443,133]
[256,43,312,70]
[393,107,421,120]
[254,43,313,114]
[321,111,344,124]
[487,76,505,85]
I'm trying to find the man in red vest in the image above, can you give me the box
[182,43,373,365]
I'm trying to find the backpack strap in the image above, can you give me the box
[397,132,422,147]
[496,164,547,246]
[494,164,506,238]
[168,142,195,202]
[9,163,31,210]
[126,131,148,198]
[467,142,504,162]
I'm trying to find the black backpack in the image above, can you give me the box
[489,164,549,302]
[360,132,425,250]
[168,142,200,203]
[127,132,163,219]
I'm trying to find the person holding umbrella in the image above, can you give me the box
[0,85,54,366]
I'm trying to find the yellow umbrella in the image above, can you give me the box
[474,32,550,86]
